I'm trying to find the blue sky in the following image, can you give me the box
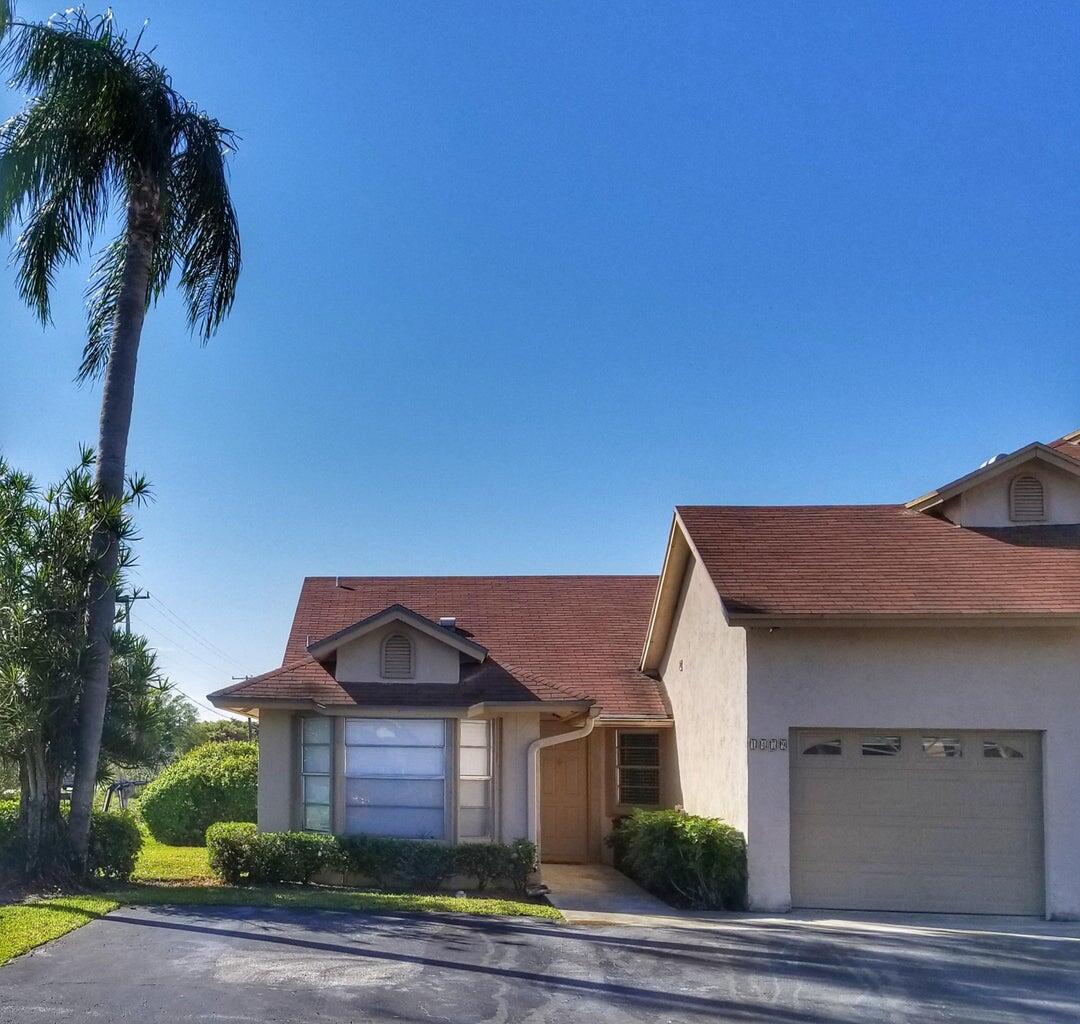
[1,2,1077,717]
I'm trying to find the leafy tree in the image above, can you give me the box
[0,5,241,867]
[0,450,147,879]
[177,717,256,756]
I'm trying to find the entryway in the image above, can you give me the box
[539,735,589,862]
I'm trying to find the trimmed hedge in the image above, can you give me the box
[140,741,257,845]
[608,808,747,910]
[206,824,538,895]
[0,799,142,882]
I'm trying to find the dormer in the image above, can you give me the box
[907,434,1080,528]
[306,604,487,685]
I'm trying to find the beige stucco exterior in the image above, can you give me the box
[257,709,295,832]
[939,461,1080,527]
[335,622,463,684]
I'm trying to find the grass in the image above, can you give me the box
[0,837,559,967]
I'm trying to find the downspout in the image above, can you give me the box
[526,707,600,854]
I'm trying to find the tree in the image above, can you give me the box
[0,6,241,867]
[177,716,256,756]
[0,451,146,878]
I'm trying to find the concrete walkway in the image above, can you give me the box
[541,863,676,923]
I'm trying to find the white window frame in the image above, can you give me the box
[458,719,495,842]
[300,716,333,833]
[615,730,661,807]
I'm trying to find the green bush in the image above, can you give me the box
[140,741,257,845]
[87,811,143,881]
[608,809,746,910]
[209,825,538,894]
[206,821,258,884]
[454,843,510,892]
[0,800,142,882]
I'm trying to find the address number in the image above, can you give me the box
[748,737,788,751]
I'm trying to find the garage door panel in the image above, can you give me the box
[790,728,1044,915]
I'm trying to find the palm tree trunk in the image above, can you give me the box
[68,175,161,868]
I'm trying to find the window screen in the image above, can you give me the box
[617,732,661,805]
[459,719,494,840]
[301,716,332,832]
[344,718,446,838]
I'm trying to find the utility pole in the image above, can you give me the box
[115,590,150,634]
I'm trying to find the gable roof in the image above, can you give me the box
[674,504,1080,625]
[306,603,488,662]
[906,440,1080,514]
[210,576,669,719]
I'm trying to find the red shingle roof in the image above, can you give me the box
[678,504,1080,619]
[1049,432,1080,465]
[210,576,668,718]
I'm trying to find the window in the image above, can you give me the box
[301,716,332,832]
[381,634,414,678]
[922,736,962,758]
[802,737,842,756]
[983,739,1024,760]
[344,718,446,838]
[617,732,661,805]
[861,735,901,757]
[1009,475,1045,522]
[458,720,494,840]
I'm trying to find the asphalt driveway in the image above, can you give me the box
[1,904,1078,1023]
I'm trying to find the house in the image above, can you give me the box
[210,428,1080,919]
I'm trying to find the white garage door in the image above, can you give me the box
[790,729,1044,915]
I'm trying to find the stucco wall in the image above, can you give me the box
[658,556,749,832]
[335,622,461,684]
[257,709,295,832]
[939,462,1080,526]
[498,714,541,843]
[745,625,1080,918]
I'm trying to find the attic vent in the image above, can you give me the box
[381,634,414,678]
[1009,474,1045,522]
[438,616,457,629]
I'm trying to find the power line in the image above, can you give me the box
[131,611,237,677]
[144,595,244,670]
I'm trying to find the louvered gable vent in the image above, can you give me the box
[381,633,414,678]
[1009,475,1045,522]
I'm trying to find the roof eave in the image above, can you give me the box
[306,603,488,662]
[727,610,1080,628]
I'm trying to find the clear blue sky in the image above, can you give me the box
[2,2,1077,717]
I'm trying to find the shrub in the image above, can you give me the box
[0,801,142,882]
[140,741,257,845]
[209,826,537,894]
[87,811,143,881]
[608,809,746,910]
[454,842,510,892]
[206,821,257,884]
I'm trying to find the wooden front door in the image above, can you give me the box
[540,737,590,863]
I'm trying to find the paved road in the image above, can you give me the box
[2,904,1079,1022]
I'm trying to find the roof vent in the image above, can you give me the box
[438,616,457,630]
[979,452,1008,468]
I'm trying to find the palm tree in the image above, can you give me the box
[0,5,241,868]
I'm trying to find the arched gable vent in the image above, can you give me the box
[381,633,414,678]
[1009,474,1045,522]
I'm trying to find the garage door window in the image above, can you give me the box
[802,737,842,756]
[922,737,962,758]
[861,735,901,757]
[983,739,1024,760]
[344,718,447,838]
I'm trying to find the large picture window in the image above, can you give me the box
[301,716,332,832]
[344,718,446,839]
[458,720,493,840]
[616,731,661,806]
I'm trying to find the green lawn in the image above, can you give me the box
[0,839,559,967]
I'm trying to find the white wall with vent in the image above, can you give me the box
[335,622,461,684]
[938,461,1080,527]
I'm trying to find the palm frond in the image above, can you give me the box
[172,107,241,340]
[80,237,126,380]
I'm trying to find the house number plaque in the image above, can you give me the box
[748,738,788,751]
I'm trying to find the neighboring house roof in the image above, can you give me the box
[675,504,1080,623]
[1049,429,1080,465]
[210,576,668,719]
